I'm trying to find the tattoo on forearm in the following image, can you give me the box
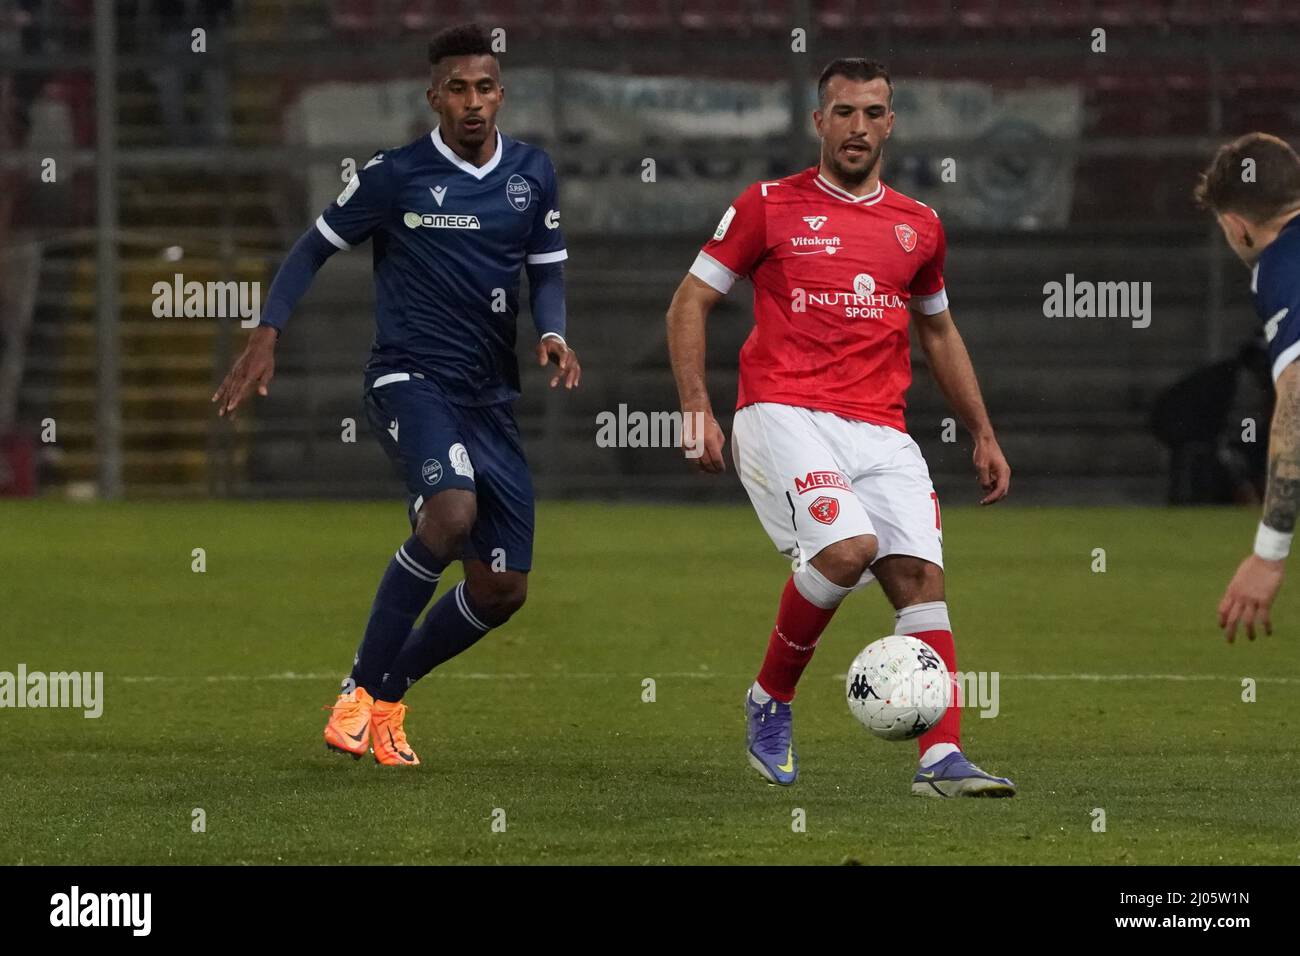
[1263,378,1300,533]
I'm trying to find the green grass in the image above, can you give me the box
[0,501,1297,865]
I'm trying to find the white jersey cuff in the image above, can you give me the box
[1255,522,1293,561]
[911,287,949,315]
[690,251,739,295]
[1271,339,1300,383]
[315,216,352,251]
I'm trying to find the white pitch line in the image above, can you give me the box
[120,671,706,683]
[834,672,1300,685]
[1012,673,1297,683]
[119,671,1300,684]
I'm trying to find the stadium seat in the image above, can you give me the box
[399,0,439,31]
[990,0,1073,32]
[1244,0,1300,24]
[1234,0,1270,24]
[954,0,997,30]
[679,0,748,34]
[330,0,379,34]
[749,0,789,34]
[486,0,538,32]
[1094,0,1166,27]
[613,0,672,31]
[815,0,856,30]
[888,0,949,31]
[1167,0,1220,28]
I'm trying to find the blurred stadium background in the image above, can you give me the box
[2,0,1298,506]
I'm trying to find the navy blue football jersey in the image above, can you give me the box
[318,127,567,405]
[1255,216,1300,383]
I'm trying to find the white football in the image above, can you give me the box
[846,635,950,740]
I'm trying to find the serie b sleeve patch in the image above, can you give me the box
[713,205,737,241]
[336,174,361,207]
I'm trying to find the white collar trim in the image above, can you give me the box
[431,125,504,180]
[814,175,885,205]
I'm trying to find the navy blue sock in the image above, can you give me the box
[377,581,492,701]
[349,536,444,697]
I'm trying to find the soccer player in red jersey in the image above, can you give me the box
[666,59,1015,796]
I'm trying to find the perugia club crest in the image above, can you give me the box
[895,222,918,253]
[808,496,840,525]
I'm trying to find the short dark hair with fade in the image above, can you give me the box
[428,22,494,66]
[1194,132,1300,222]
[817,58,892,108]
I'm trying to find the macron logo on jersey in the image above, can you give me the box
[430,186,447,207]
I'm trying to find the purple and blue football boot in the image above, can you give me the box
[911,751,1017,798]
[746,689,798,786]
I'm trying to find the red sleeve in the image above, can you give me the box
[910,213,947,298]
[691,183,768,293]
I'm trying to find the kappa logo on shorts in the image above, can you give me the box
[794,471,850,494]
[449,442,473,479]
[808,496,840,525]
[421,458,443,485]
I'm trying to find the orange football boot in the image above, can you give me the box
[323,685,374,759]
[370,700,420,766]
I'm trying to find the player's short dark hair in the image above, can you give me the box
[817,58,892,109]
[428,22,494,66]
[1194,132,1300,222]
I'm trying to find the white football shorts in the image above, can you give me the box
[730,402,944,586]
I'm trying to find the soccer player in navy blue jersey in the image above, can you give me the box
[212,23,581,765]
[1195,133,1300,643]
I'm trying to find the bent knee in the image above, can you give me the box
[415,492,477,562]
[876,555,945,605]
[468,574,528,625]
[811,534,879,586]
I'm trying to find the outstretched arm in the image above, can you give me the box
[1218,360,1300,641]
[666,273,727,472]
[526,260,580,389]
[211,226,337,416]
[912,306,1010,504]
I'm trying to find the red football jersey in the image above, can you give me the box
[690,167,948,432]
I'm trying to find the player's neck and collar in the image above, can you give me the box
[431,124,504,180]
[1265,206,1300,248]
[1247,207,1300,288]
[812,165,886,205]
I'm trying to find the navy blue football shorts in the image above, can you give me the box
[363,370,535,572]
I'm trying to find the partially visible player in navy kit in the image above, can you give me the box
[212,23,581,765]
[1195,133,1300,642]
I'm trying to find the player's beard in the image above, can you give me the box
[826,141,883,187]
[457,115,492,150]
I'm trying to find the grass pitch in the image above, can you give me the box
[1,500,1297,865]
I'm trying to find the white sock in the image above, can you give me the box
[750,681,773,705]
[920,743,959,768]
